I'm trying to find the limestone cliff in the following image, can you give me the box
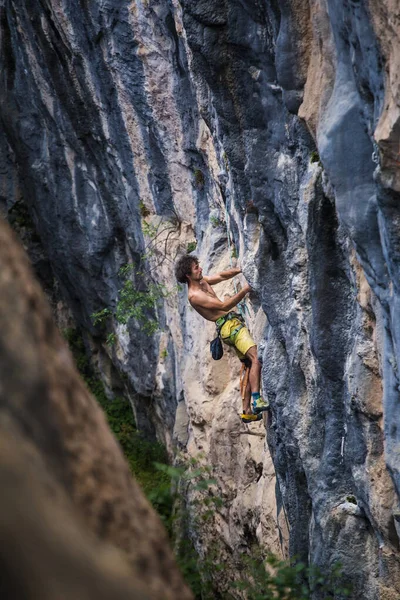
[1,0,400,598]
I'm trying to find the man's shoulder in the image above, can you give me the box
[188,288,203,303]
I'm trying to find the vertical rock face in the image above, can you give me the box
[1,0,400,598]
[177,2,400,596]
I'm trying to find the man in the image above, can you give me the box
[175,254,269,423]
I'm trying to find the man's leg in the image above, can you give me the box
[245,345,261,394]
[245,345,269,413]
[234,326,269,420]
[243,371,252,414]
[240,369,262,422]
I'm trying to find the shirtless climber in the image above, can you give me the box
[175,255,269,423]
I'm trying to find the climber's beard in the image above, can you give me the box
[189,264,203,282]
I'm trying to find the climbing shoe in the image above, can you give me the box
[252,396,270,414]
[241,413,263,423]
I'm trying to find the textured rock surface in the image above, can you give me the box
[1,0,400,598]
[0,218,192,599]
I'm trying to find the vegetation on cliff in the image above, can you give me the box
[62,328,173,523]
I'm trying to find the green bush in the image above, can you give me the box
[187,241,197,253]
[231,552,351,599]
[151,456,351,600]
[90,264,171,337]
[209,215,220,228]
[310,150,321,165]
[8,199,35,228]
[139,200,151,218]
[114,279,168,335]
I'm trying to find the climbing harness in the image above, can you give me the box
[215,311,245,342]
[211,311,245,360]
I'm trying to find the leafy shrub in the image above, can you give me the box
[310,151,321,164]
[187,241,197,253]
[210,215,220,228]
[114,279,168,334]
[139,200,151,218]
[90,264,172,337]
[150,456,351,600]
[106,332,117,346]
[91,307,111,326]
[232,551,351,599]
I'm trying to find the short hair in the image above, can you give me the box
[175,254,199,284]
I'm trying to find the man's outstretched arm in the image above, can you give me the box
[203,267,241,285]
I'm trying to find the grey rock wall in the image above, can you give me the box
[1,0,400,597]
[178,0,400,597]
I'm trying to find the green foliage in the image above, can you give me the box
[149,455,352,600]
[8,199,34,229]
[231,245,238,259]
[63,331,351,600]
[151,461,206,596]
[139,200,151,218]
[210,215,221,228]
[118,263,135,278]
[114,279,169,335]
[91,307,111,326]
[187,240,197,253]
[153,457,225,597]
[233,553,305,599]
[142,219,158,238]
[106,332,117,346]
[229,551,352,600]
[176,538,204,599]
[160,348,168,359]
[90,263,174,338]
[310,150,321,164]
[8,200,42,244]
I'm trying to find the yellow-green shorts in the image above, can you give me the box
[220,317,256,361]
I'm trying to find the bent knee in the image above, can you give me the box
[245,345,259,363]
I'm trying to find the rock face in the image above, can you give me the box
[1,0,400,598]
[0,219,193,599]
